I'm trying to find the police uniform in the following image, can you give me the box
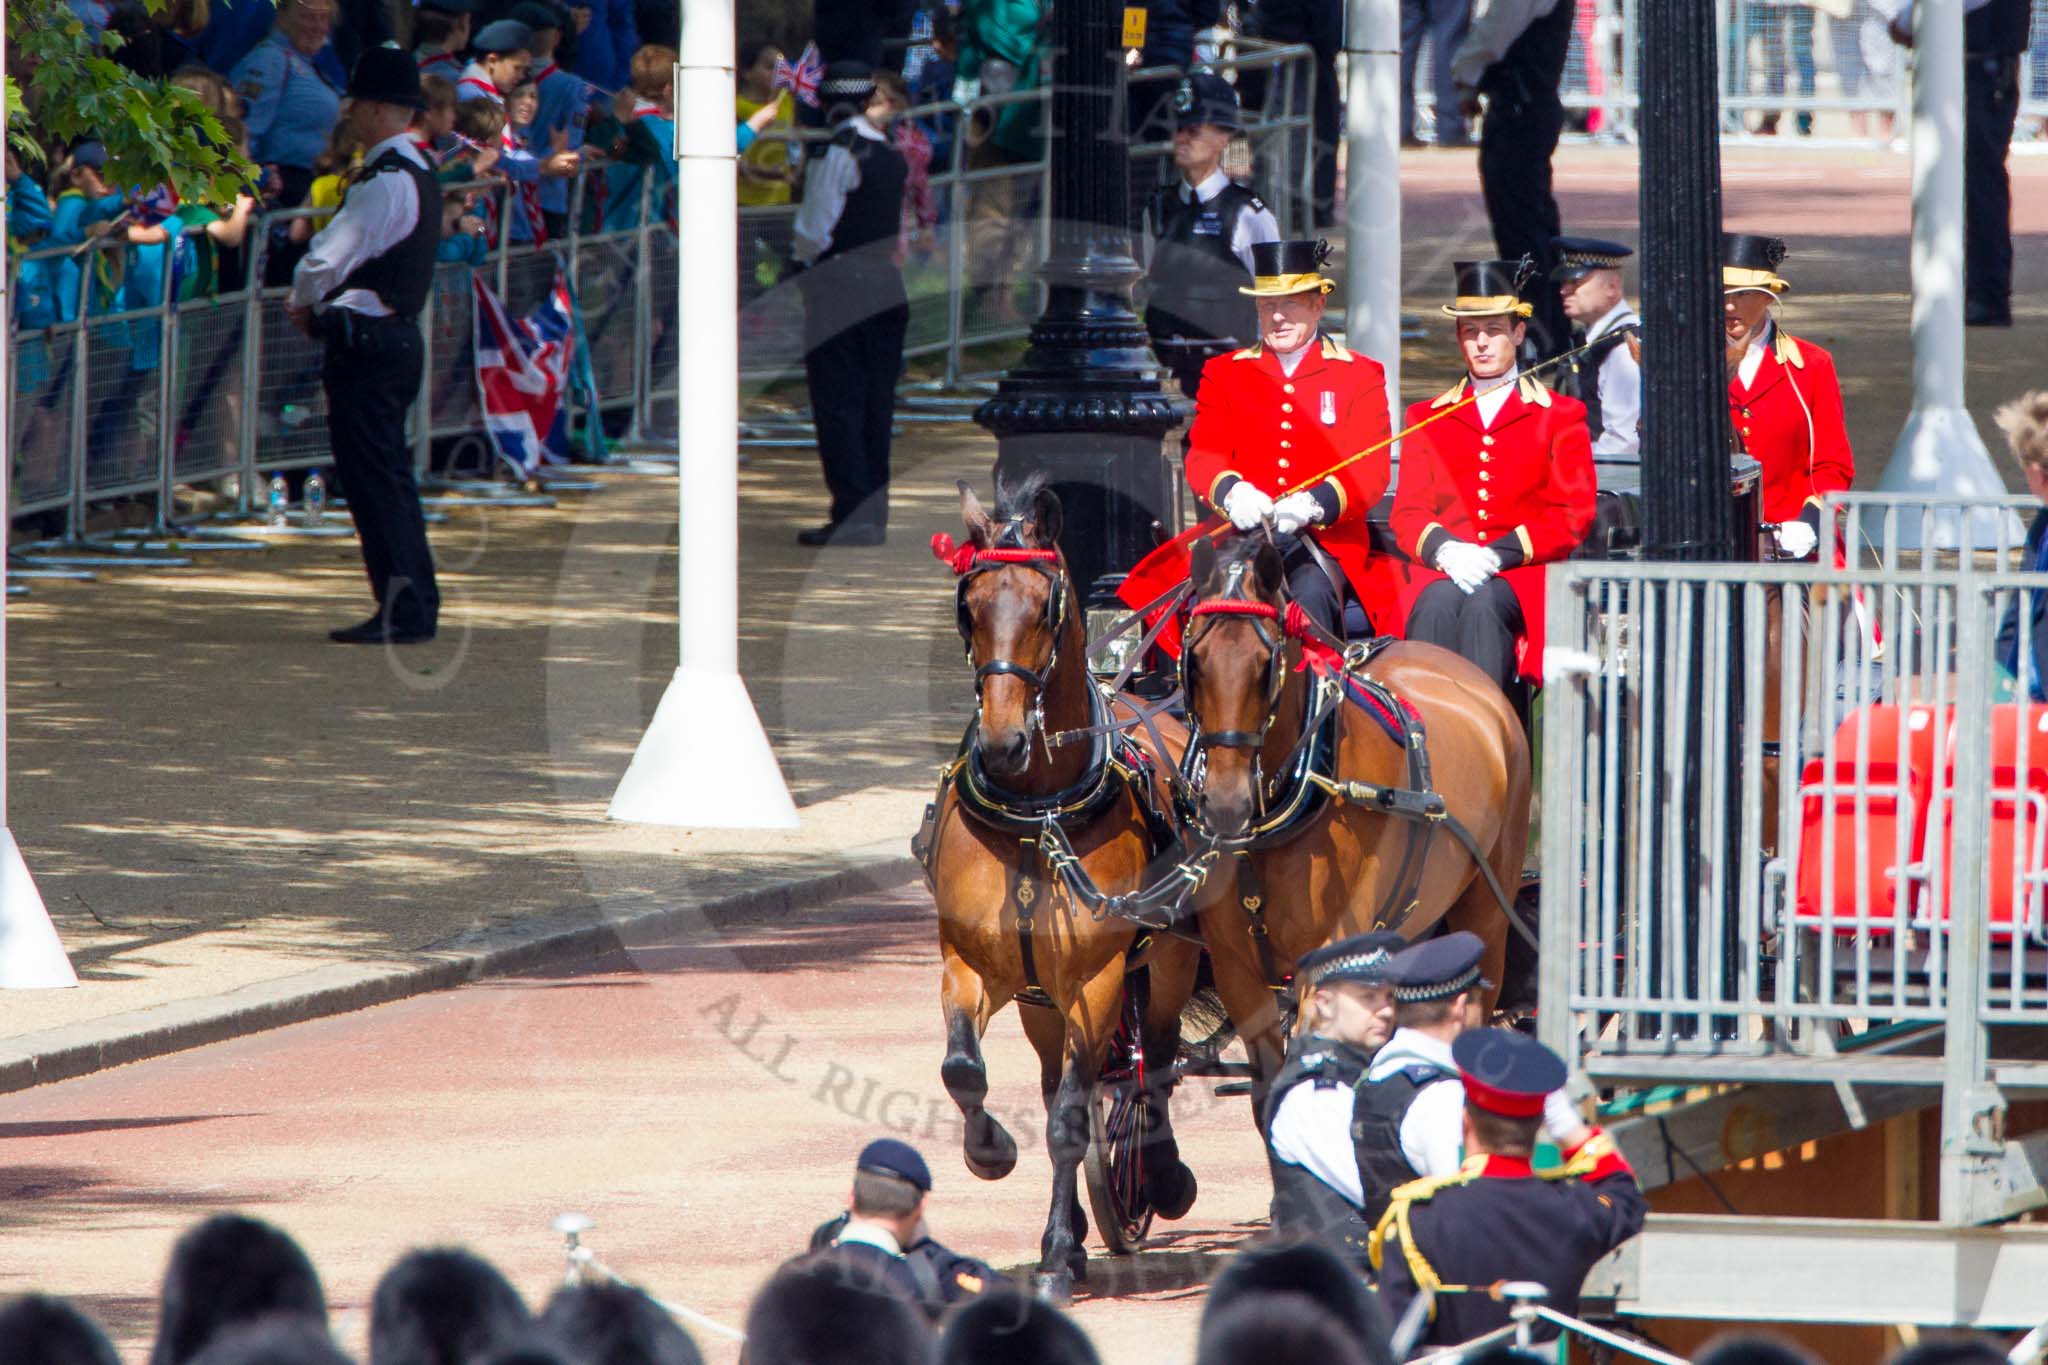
[1180,240,1393,637]
[1390,261,1596,691]
[1722,234,1854,558]
[289,50,443,644]
[1142,72,1281,402]
[1550,237,1640,459]
[791,62,909,548]
[1451,0,1574,358]
[1352,932,1486,1229]
[811,1139,1004,1321]
[1373,1031,1647,1351]
[1261,931,1406,1268]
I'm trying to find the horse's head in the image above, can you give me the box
[954,477,1069,781]
[1183,532,1291,841]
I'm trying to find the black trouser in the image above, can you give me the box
[1966,53,2021,314]
[1478,82,1570,360]
[1309,48,1342,226]
[1278,534,1370,640]
[321,309,438,633]
[1401,0,1474,141]
[802,265,909,532]
[1405,577,1524,691]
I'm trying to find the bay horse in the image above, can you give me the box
[1179,532,1532,1112]
[920,479,1203,1301]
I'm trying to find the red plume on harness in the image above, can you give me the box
[1186,597,1344,673]
[931,533,1059,575]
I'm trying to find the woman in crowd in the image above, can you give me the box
[229,0,344,207]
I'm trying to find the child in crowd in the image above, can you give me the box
[8,148,58,328]
[290,120,365,246]
[735,41,794,205]
[514,0,600,240]
[448,99,510,242]
[872,70,935,267]
[414,73,459,163]
[49,142,127,322]
[437,188,493,265]
[413,3,472,79]
[600,43,676,232]
[502,76,552,241]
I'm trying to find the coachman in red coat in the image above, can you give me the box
[1119,239,1392,645]
[1722,233,1854,562]
[1382,260,1597,690]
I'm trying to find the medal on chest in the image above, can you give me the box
[1320,391,1336,425]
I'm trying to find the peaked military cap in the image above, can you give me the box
[1723,232,1791,294]
[1549,236,1633,282]
[1452,1027,1566,1118]
[1384,930,1487,1001]
[1442,259,1536,319]
[1297,930,1407,989]
[857,1137,933,1191]
[1240,238,1337,297]
[1174,69,1243,132]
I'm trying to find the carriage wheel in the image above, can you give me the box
[1084,979,1156,1255]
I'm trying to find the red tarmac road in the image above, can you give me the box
[0,887,1273,1363]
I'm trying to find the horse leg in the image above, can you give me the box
[940,946,1019,1180]
[1198,899,1291,1135]
[1138,934,1201,1219]
[1035,963,1124,1303]
[1020,1001,1089,1264]
[1443,740,1531,1018]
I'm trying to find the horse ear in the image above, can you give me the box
[1254,540,1286,596]
[958,480,995,547]
[1030,486,1063,548]
[1188,536,1217,589]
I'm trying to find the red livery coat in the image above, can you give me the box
[1728,328,1854,526]
[1119,334,1392,649]
[1369,374,1597,679]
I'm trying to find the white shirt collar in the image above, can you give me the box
[1178,167,1231,203]
[367,132,430,170]
[1472,365,1519,427]
[838,113,888,142]
[1275,341,1313,376]
[1738,320,1773,388]
[1586,297,1635,341]
[836,1221,903,1256]
[1471,364,1519,396]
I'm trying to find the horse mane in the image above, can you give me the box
[992,473,1049,528]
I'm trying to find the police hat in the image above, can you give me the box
[508,0,562,30]
[1297,930,1406,990]
[819,59,877,110]
[470,18,533,53]
[1442,259,1536,319]
[858,1137,933,1192]
[1549,236,1633,282]
[1452,1028,1566,1118]
[347,45,427,110]
[1723,231,1791,294]
[1384,930,1488,1001]
[1173,69,1242,132]
[1240,238,1336,297]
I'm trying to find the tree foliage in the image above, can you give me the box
[6,0,258,206]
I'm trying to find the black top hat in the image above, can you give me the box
[1239,239,1336,297]
[1442,259,1535,318]
[1549,235,1633,282]
[1723,232,1790,293]
[1173,69,1242,132]
[348,45,426,109]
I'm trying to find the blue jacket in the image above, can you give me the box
[530,61,599,214]
[231,32,345,170]
[568,0,636,93]
[195,0,283,73]
[1998,511,2048,702]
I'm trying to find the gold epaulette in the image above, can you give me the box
[1320,336,1353,363]
[1774,330,1806,370]
[1232,344,1263,361]
[1546,1129,1619,1180]
[1429,379,1468,410]
[1515,374,1554,408]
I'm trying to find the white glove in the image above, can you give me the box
[1542,1087,1592,1148]
[1222,481,1275,531]
[1435,540,1501,595]
[1271,490,1324,536]
[1776,519,1819,559]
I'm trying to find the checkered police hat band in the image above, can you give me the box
[1393,964,1483,1002]
[1312,948,1392,985]
[821,76,874,97]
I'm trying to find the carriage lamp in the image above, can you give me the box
[1087,605,1140,679]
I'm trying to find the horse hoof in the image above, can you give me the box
[1068,1246,1088,1283]
[1032,1270,1074,1306]
[940,1053,988,1107]
[1149,1161,1198,1220]
[962,1120,1018,1181]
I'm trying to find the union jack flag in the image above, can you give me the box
[473,270,578,477]
[130,182,180,226]
[773,42,823,108]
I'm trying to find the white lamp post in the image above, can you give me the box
[1344,0,1402,436]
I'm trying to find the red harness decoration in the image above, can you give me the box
[1186,599,1278,621]
[1185,597,1346,673]
[929,533,1059,576]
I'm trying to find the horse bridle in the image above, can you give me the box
[1180,561,1293,812]
[953,519,1070,714]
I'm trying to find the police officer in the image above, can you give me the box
[1391,261,1596,693]
[1450,0,1573,358]
[1889,0,2032,327]
[791,61,910,549]
[1353,931,1485,1226]
[1261,930,1405,1267]
[1550,236,1640,459]
[809,1138,1004,1320]
[1372,1030,1647,1351]
[286,48,442,644]
[1181,239,1394,638]
[1722,233,1854,562]
[1142,70,1280,403]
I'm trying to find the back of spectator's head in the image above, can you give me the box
[0,1294,120,1365]
[171,64,238,117]
[937,1291,1095,1365]
[367,1247,529,1365]
[1696,1338,1824,1365]
[454,99,507,144]
[538,1282,700,1365]
[743,1255,933,1365]
[151,1214,326,1365]
[413,9,469,50]
[1995,391,2048,474]
[1195,1296,1367,1365]
[185,1316,352,1365]
[420,74,457,119]
[1201,1239,1390,1365]
[630,45,678,102]
[1885,1341,2009,1365]
[58,141,110,192]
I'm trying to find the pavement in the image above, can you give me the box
[2,143,2043,1080]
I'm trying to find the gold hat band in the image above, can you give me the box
[1722,266,1790,293]
[1441,294,1535,318]
[1239,271,1338,297]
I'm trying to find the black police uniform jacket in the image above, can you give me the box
[1372,1133,1646,1350]
[809,1214,1004,1319]
[1143,178,1266,351]
[1260,1032,1376,1267]
[1351,1057,1458,1229]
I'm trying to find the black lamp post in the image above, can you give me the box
[974,0,1179,605]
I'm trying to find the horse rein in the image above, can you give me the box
[1180,563,1296,821]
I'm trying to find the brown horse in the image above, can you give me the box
[922,479,1203,1300]
[1179,533,1532,1110]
